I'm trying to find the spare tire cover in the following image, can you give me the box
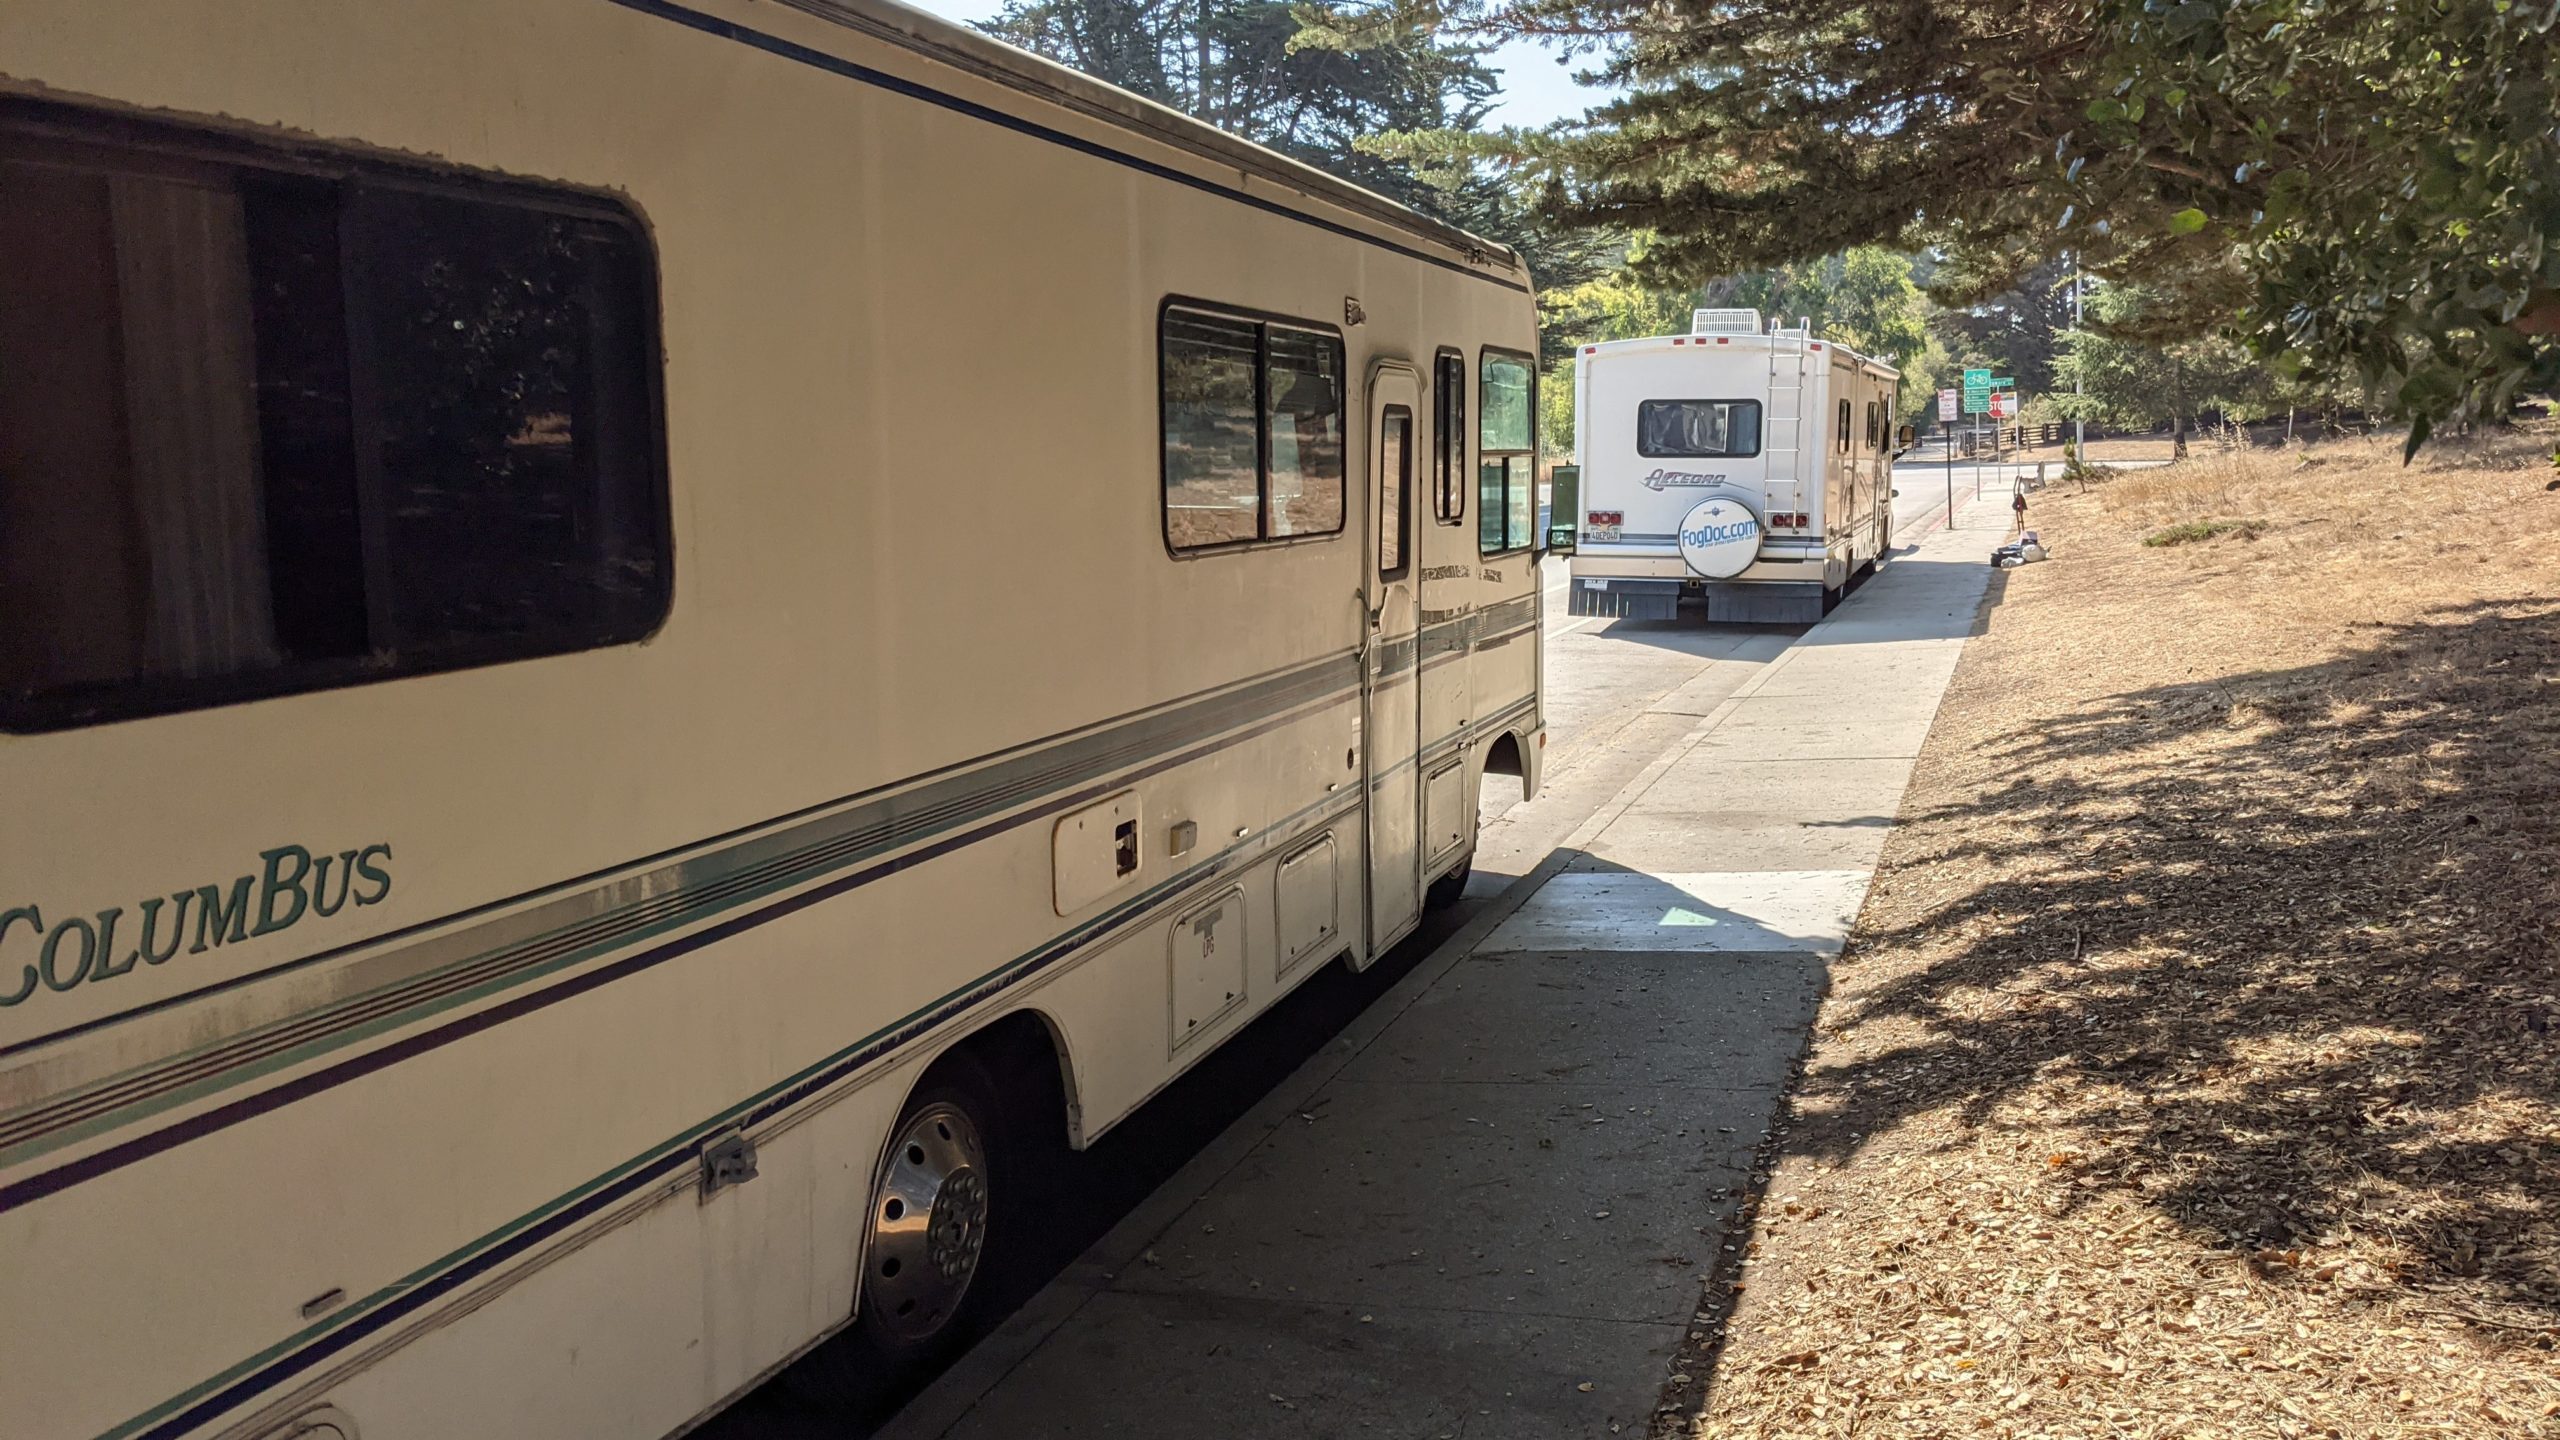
[1676,497,1763,580]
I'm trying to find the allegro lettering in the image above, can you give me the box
[1642,469,1727,490]
[0,843,393,1007]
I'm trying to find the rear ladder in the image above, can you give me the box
[1765,320,1810,525]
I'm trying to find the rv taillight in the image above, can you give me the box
[1766,511,1805,529]
[1588,511,1622,526]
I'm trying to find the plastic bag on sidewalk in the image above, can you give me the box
[1989,531,2051,568]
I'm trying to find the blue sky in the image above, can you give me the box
[903,0,1615,128]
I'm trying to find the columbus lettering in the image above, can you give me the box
[0,842,393,1007]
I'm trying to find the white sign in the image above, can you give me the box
[1989,391,2018,420]
[1675,497,1762,580]
[1937,388,1959,422]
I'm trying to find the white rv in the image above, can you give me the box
[1567,309,1902,623]
[0,3,1548,1437]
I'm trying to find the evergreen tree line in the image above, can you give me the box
[978,0,2509,452]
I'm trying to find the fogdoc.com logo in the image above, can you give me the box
[1681,519,1757,547]
[1676,498,1762,580]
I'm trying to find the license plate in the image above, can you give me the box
[1582,577,1610,591]
[1588,524,1621,542]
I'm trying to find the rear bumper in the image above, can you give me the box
[1571,539,1835,586]
[1565,574,1828,624]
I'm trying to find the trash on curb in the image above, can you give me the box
[1990,529,2049,568]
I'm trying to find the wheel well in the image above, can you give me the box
[1481,731,1528,800]
[925,1008,1076,1150]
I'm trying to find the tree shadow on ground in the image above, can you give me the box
[1788,595,2560,1323]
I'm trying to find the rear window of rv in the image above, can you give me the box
[0,106,668,732]
[1638,400,1762,459]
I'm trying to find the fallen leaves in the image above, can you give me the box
[1656,424,2560,1440]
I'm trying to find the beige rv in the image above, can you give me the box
[0,1,1546,1435]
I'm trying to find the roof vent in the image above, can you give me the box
[1691,308,1761,336]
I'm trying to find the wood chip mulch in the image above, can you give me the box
[1654,426,2560,1439]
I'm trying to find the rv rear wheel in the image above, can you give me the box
[790,1054,1009,1407]
[862,1079,997,1349]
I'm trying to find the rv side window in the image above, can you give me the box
[1379,405,1411,576]
[1837,399,1853,453]
[1266,326,1347,537]
[1635,400,1762,459]
[1433,350,1465,524]
[0,111,667,732]
[1477,349,1534,555]
[1161,304,1345,550]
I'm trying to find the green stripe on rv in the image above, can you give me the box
[96,784,1370,1440]
[3,607,1538,1174]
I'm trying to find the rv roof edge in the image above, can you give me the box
[770,0,1524,273]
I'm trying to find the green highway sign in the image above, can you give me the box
[1991,376,2015,387]
[1962,367,1991,386]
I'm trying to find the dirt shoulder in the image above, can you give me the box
[1676,427,2560,1438]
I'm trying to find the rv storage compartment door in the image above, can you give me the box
[1170,888,1248,1051]
[1275,834,1339,978]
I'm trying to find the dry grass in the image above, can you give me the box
[2074,437,2186,463]
[1663,424,2560,1439]
[2144,517,2270,547]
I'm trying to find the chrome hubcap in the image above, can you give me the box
[866,1102,989,1342]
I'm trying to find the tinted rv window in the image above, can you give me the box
[0,109,666,732]
[1636,400,1762,458]
[1161,304,1345,551]
[1477,350,1535,554]
[1433,351,1465,523]
[1161,309,1263,547]
[1266,325,1345,537]
[1378,405,1411,576]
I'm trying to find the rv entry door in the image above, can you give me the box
[1363,359,1425,958]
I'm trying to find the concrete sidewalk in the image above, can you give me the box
[882,496,2014,1440]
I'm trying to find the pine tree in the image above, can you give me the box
[981,0,1615,333]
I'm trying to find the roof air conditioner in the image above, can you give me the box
[1690,308,1761,336]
